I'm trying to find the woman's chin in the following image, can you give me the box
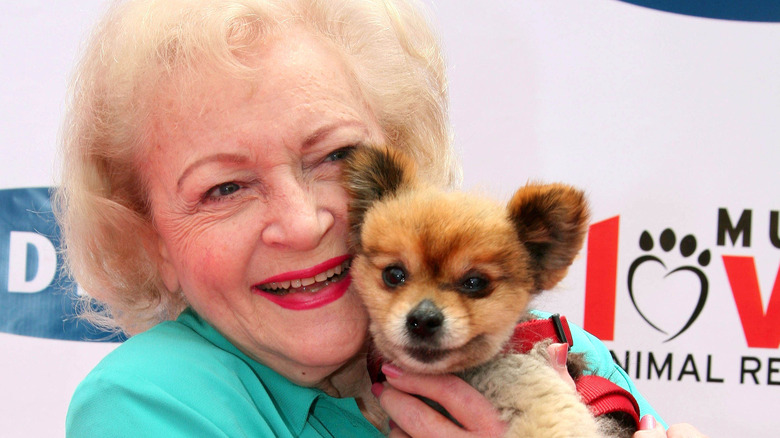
[289,299,369,366]
[302,323,368,366]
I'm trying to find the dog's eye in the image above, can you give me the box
[382,266,406,288]
[460,276,488,294]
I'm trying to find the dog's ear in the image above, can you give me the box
[342,145,417,250]
[507,183,590,292]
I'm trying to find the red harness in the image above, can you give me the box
[368,314,640,429]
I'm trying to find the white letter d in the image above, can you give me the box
[7,231,57,293]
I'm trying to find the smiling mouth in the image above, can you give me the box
[254,258,351,295]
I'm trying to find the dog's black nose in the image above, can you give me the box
[406,299,444,339]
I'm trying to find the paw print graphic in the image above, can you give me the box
[627,229,711,342]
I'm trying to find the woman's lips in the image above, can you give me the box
[253,275,351,311]
[255,255,351,292]
[252,255,352,310]
[256,254,351,286]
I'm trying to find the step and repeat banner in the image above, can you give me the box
[437,1,779,437]
[2,1,777,436]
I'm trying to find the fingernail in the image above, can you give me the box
[381,363,404,379]
[371,382,384,398]
[639,415,656,430]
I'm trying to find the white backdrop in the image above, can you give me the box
[1,1,778,437]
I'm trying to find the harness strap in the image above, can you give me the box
[508,314,640,429]
[505,313,574,353]
[577,375,641,427]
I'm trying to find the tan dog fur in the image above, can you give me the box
[344,146,633,437]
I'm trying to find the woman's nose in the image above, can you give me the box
[260,180,335,250]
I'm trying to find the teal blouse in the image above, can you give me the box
[66,308,663,437]
[66,308,383,437]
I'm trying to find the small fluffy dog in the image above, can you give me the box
[344,146,634,437]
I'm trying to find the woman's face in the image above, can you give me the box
[142,31,383,386]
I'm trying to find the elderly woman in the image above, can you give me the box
[58,0,706,437]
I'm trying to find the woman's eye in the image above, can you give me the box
[324,146,355,162]
[206,182,241,199]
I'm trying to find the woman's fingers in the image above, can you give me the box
[632,415,709,438]
[378,364,506,437]
[666,423,709,438]
[376,381,466,438]
[387,418,412,438]
[632,415,667,437]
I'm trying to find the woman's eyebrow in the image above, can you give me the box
[176,153,251,190]
[301,120,368,150]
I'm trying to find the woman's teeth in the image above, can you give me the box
[259,259,350,294]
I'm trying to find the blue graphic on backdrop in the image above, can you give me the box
[0,187,123,342]
[618,0,780,22]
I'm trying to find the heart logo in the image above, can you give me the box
[627,229,710,342]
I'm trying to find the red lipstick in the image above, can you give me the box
[252,255,352,311]
[257,254,351,285]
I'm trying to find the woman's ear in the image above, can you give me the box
[157,238,180,293]
[507,183,590,292]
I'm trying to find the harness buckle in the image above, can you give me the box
[550,313,574,350]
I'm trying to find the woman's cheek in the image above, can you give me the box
[160,207,262,281]
[316,179,351,217]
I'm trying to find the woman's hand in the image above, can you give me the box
[634,415,709,438]
[371,363,507,438]
[373,345,708,438]
[371,343,572,438]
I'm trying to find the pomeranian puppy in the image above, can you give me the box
[343,145,635,437]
